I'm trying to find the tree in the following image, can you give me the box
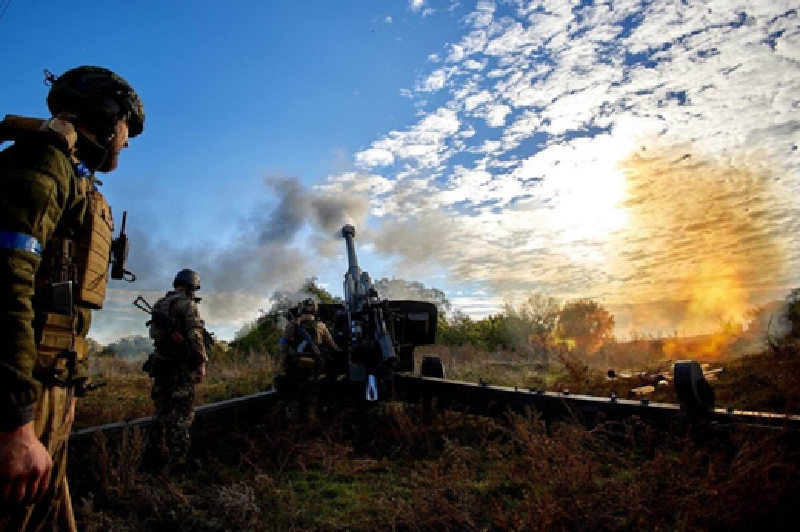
[437,309,472,346]
[105,335,154,359]
[556,299,615,357]
[267,277,340,317]
[504,293,562,362]
[230,277,338,356]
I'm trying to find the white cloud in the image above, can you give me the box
[330,0,800,334]
[417,68,448,92]
[355,147,395,167]
[481,102,512,127]
[384,16,393,24]
[355,107,460,170]
[98,0,800,341]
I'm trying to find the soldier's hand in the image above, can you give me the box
[195,363,206,383]
[0,421,53,506]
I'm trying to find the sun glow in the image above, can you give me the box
[540,136,632,257]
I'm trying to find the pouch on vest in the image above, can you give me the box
[34,312,89,383]
[72,189,113,309]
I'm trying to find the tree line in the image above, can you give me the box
[94,278,800,365]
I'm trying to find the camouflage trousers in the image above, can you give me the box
[0,386,77,532]
[147,370,196,469]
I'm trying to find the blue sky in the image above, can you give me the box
[2,0,799,343]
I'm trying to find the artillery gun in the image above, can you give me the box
[277,225,440,402]
[276,226,754,429]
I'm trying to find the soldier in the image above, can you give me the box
[0,67,145,531]
[144,269,208,473]
[282,298,341,368]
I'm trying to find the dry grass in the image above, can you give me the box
[75,351,279,429]
[70,398,800,531]
[69,341,800,530]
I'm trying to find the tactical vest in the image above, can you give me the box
[293,318,321,353]
[149,292,186,361]
[1,115,115,376]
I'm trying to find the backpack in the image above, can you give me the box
[149,293,184,353]
[292,319,321,353]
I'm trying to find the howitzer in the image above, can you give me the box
[276,225,440,403]
[341,225,397,400]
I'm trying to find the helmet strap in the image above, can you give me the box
[74,130,108,173]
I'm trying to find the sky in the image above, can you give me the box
[1,0,798,344]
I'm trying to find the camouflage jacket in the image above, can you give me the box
[149,288,208,370]
[282,313,339,355]
[0,139,91,430]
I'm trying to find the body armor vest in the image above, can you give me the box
[72,188,114,309]
[1,115,114,376]
[35,188,113,375]
[292,318,321,353]
[150,292,185,361]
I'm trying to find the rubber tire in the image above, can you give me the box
[420,356,446,379]
[674,360,715,413]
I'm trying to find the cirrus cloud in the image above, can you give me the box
[329,0,800,334]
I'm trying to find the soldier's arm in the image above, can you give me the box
[281,322,294,356]
[181,299,208,369]
[319,324,340,352]
[0,143,82,430]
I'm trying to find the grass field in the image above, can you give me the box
[69,340,800,531]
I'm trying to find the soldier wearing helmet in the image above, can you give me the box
[143,269,208,473]
[282,297,341,362]
[0,66,145,530]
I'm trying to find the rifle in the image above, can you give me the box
[133,295,184,344]
[134,295,187,376]
[134,295,215,373]
[284,310,321,356]
[110,211,135,282]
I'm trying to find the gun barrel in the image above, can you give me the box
[341,225,360,279]
[120,211,127,233]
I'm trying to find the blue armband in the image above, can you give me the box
[0,231,42,256]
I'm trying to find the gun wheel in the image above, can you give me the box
[420,356,446,379]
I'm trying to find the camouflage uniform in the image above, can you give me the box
[283,313,340,356]
[282,299,340,380]
[0,67,144,531]
[146,284,207,470]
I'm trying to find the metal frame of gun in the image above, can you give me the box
[341,225,397,366]
[111,211,135,282]
[341,225,397,401]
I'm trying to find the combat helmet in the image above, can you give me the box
[174,269,201,291]
[46,66,145,138]
[301,298,317,315]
